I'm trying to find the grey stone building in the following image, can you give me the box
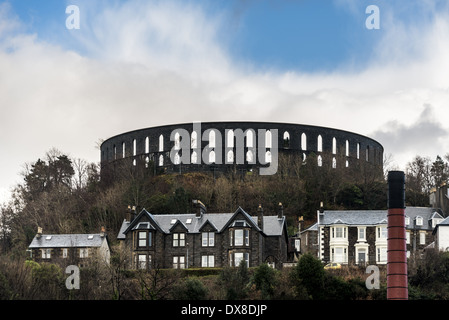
[117,202,288,270]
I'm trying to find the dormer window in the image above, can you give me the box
[405,217,410,225]
[416,216,423,226]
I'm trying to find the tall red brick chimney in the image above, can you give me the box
[387,171,408,300]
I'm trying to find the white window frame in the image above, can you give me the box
[41,249,51,259]
[358,227,366,241]
[202,232,215,247]
[377,226,387,240]
[173,233,185,247]
[376,246,387,264]
[62,248,68,258]
[416,216,423,226]
[80,248,89,258]
[138,231,147,247]
[233,229,249,246]
[419,231,426,245]
[331,246,347,264]
[173,256,185,269]
[201,255,215,267]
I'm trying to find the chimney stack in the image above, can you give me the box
[193,200,207,218]
[128,205,137,222]
[100,226,106,238]
[37,226,42,239]
[278,202,284,219]
[387,171,408,300]
[257,204,264,230]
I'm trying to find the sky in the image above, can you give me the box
[1,0,449,204]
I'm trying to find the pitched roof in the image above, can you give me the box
[117,207,286,239]
[319,207,444,231]
[29,233,107,249]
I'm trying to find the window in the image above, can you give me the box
[332,226,346,239]
[406,231,410,244]
[202,232,215,247]
[358,227,366,241]
[62,248,68,258]
[173,256,185,269]
[377,227,387,239]
[332,247,347,263]
[174,152,180,165]
[405,216,410,225]
[232,252,249,267]
[191,131,198,148]
[209,130,216,148]
[377,247,387,264]
[283,131,290,148]
[246,130,254,148]
[138,231,151,247]
[191,151,198,164]
[202,255,214,267]
[173,233,185,247]
[42,249,51,259]
[265,151,272,163]
[301,133,307,151]
[209,150,216,164]
[133,139,137,156]
[416,216,423,226]
[227,150,234,163]
[246,150,254,163]
[317,155,323,167]
[158,154,164,166]
[122,142,126,158]
[227,130,234,148]
[80,248,88,258]
[138,254,147,269]
[420,232,426,245]
[317,135,323,152]
[232,229,249,246]
[357,143,360,159]
[159,135,164,152]
[145,137,150,153]
[265,130,272,148]
[332,137,337,154]
[345,140,349,157]
[174,132,181,150]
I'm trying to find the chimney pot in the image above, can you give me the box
[278,202,284,219]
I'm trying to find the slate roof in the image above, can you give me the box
[117,207,286,240]
[432,216,449,235]
[319,207,444,231]
[29,233,107,249]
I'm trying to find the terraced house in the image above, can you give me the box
[117,202,288,270]
[317,207,445,265]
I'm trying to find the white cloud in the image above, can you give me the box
[1,0,449,204]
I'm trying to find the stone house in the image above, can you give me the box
[28,227,111,267]
[117,202,288,270]
[432,216,449,251]
[316,207,444,265]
